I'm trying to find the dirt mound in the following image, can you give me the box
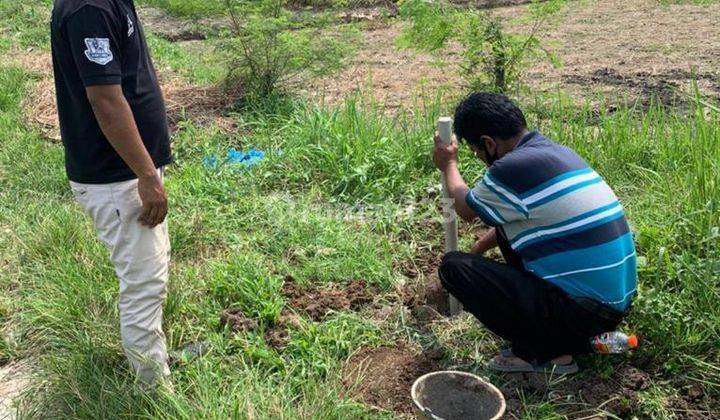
[265,311,302,350]
[343,344,440,414]
[499,364,715,419]
[561,67,711,111]
[281,275,375,321]
[219,309,259,334]
[400,248,450,317]
[405,274,451,317]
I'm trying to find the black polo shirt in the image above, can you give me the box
[51,0,171,184]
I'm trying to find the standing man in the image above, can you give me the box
[51,0,172,387]
[433,93,636,373]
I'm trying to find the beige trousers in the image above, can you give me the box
[70,170,170,386]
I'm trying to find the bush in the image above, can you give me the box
[223,0,356,100]
[397,0,564,94]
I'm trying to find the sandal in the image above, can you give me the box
[488,352,579,374]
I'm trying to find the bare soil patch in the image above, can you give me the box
[6,48,236,139]
[218,307,303,351]
[400,246,447,314]
[400,228,492,319]
[498,364,717,419]
[160,77,237,130]
[24,78,60,142]
[264,311,303,350]
[219,309,259,334]
[305,0,720,110]
[301,23,456,111]
[342,344,440,414]
[0,360,31,420]
[137,7,224,42]
[509,0,720,101]
[281,275,376,322]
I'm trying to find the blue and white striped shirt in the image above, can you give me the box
[465,131,637,311]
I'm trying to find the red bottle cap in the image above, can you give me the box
[627,334,638,349]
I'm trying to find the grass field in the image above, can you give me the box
[1,0,719,418]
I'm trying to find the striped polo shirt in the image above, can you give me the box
[466,131,637,311]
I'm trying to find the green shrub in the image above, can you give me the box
[397,0,564,94]
[223,0,356,100]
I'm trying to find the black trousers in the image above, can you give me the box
[438,229,625,363]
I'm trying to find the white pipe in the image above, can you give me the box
[437,117,463,316]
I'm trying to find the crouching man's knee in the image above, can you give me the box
[438,251,468,289]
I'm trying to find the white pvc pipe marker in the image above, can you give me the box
[437,117,463,316]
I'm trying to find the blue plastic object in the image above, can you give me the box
[227,147,265,167]
[203,148,265,170]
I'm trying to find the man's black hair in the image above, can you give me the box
[453,92,527,146]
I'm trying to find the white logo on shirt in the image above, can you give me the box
[127,14,134,37]
[83,38,113,65]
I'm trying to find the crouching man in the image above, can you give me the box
[433,93,637,374]
[51,0,172,387]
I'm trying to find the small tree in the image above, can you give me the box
[223,0,355,100]
[397,0,565,94]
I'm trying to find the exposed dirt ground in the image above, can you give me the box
[281,275,376,321]
[1,49,235,142]
[497,363,717,419]
[342,344,441,414]
[13,0,719,139]
[304,0,720,109]
[342,342,717,419]
[0,361,30,420]
[264,311,303,350]
[138,7,222,42]
[219,309,259,335]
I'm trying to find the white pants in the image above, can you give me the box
[70,170,170,386]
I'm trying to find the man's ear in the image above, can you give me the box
[482,135,497,156]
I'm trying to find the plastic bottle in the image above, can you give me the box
[590,332,638,354]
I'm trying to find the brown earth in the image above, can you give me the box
[304,0,720,110]
[219,308,259,334]
[342,344,441,414]
[137,7,223,42]
[344,340,717,418]
[2,48,236,142]
[219,307,301,350]
[281,275,376,321]
[498,364,717,419]
[401,228,493,318]
[0,360,31,420]
[400,246,447,315]
[264,311,303,350]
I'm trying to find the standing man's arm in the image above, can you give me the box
[64,5,167,227]
[86,85,167,227]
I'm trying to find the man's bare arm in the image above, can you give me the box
[441,162,477,222]
[86,85,167,227]
[432,134,477,222]
[471,228,498,254]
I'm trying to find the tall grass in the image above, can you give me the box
[0,66,394,418]
[1,57,718,417]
